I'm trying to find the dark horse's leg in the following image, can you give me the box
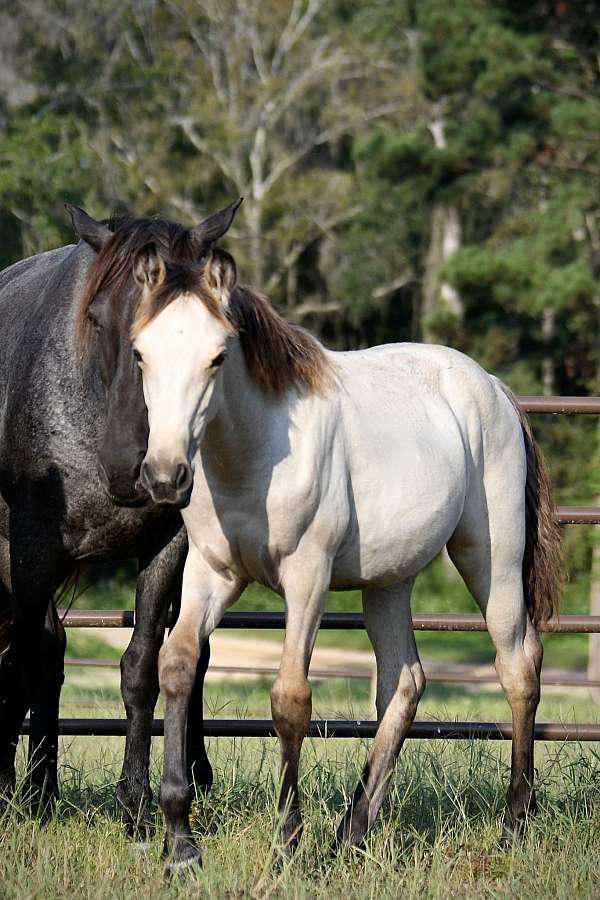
[0,644,23,801]
[0,520,61,807]
[21,602,66,812]
[0,535,18,799]
[0,531,67,813]
[117,529,212,836]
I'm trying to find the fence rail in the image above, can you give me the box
[24,395,600,744]
[58,610,600,631]
[21,717,600,742]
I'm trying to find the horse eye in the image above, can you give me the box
[210,351,227,369]
[87,311,101,330]
[133,348,143,363]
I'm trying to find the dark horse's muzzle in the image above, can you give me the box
[98,451,149,507]
[139,458,193,509]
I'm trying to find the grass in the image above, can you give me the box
[8,627,600,898]
[2,728,600,898]
[26,549,597,896]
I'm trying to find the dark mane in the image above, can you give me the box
[228,287,332,397]
[76,214,198,347]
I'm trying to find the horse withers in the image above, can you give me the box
[0,199,241,828]
[128,244,562,876]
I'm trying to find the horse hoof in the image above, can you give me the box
[163,850,202,881]
[271,823,303,872]
[331,818,366,857]
[271,843,296,873]
[500,816,526,847]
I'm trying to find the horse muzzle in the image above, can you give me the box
[98,456,150,507]
[138,459,193,509]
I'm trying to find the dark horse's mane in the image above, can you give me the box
[79,215,331,397]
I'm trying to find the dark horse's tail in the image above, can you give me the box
[0,595,11,659]
[500,385,564,625]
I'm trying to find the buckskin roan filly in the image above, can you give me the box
[0,200,242,826]
[124,235,563,876]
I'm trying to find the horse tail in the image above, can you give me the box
[499,383,563,625]
[0,598,12,659]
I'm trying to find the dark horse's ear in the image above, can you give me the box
[133,243,166,289]
[188,198,243,255]
[65,204,112,253]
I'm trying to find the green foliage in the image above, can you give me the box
[1,0,598,634]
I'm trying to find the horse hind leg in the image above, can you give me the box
[447,496,543,838]
[334,579,425,850]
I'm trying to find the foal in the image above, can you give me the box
[131,247,562,874]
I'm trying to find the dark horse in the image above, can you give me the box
[0,199,241,828]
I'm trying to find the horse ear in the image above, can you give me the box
[205,249,237,305]
[65,204,111,253]
[133,243,166,289]
[188,198,243,255]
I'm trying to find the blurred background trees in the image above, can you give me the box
[0,0,598,618]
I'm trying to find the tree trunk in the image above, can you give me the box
[245,199,264,287]
[541,307,556,396]
[421,120,463,344]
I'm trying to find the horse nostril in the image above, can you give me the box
[174,462,191,490]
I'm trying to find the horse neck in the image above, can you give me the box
[36,245,107,439]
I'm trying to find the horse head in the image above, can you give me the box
[68,199,242,507]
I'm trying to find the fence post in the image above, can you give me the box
[587,417,600,702]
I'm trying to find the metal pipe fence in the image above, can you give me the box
[25,395,600,744]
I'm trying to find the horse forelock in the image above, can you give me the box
[130,264,232,340]
[76,215,195,350]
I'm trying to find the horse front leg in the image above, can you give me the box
[2,523,61,808]
[185,641,212,792]
[0,535,18,800]
[271,559,328,861]
[159,546,242,879]
[22,602,66,814]
[117,529,190,836]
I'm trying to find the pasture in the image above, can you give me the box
[3,681,600,898]
[4,562,600,899]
